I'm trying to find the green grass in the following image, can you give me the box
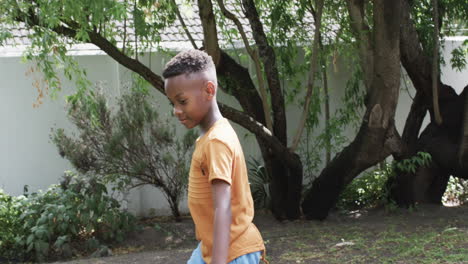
[55,205,468,264]
[260,207,468,264]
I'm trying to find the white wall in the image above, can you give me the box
[1,37,466,217]
[0,57,70,195]
[441,37,468,94]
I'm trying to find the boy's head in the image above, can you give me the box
[163,49,218,129]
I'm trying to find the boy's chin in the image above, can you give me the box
[182,121,197,129]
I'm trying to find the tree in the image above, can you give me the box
[1,0,465,221]
[302,0,404,220]
[391,0,468,205]
[1,0,312,220]
[302,0,468,218]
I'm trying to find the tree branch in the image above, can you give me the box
[122,0,128,53]
[216,0,272,132]
[400,0,432,94]
[241,0,287,143]
[218,102,297,165]
[197,0,221,65]
[14,1,296,162]
[431,0,442,125]
[346,0,374,91]
[291,0,324,151]
[172,0,198,49]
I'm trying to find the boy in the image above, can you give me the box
[163,49,266,264]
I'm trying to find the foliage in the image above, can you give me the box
[0,189,23,261]
[247,157,271,210]
[1,0,466,218]
[337,163,395,211]
[0,172,136,262]
[52,87,197,220]
[338,152,433,211]
[410,0,468,68]
[394,152,432,174]
[299,61,366,186]
[450,39,468,72]
[0,0,179,99]
[443,176,468,206]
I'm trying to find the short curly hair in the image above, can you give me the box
[162,49,215,79]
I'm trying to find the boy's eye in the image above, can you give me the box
[179,99,187,105]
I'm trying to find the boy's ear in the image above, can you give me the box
[205,81,216,99]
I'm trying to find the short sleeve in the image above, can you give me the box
[204,139,233,185]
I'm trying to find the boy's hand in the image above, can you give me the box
[211,179,232,264]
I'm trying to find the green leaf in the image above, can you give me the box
[27,234,35,245]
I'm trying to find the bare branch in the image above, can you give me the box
[134,0,138,61]
[346,0,374,91]
[218,102,298,166]
[291,0,324,151]
[122,0,128,53]
[241,0,287,143]
[431,0,442,125]
[216,0,272,132]
[14,1,291,159]
[197,0,221,65]
[171,0,198,49]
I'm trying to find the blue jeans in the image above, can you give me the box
[187,243,261,264]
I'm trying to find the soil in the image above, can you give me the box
[54,204,468,264]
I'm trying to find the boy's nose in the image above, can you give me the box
[173,106,182,116]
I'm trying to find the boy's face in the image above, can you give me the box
[164,73,214,129]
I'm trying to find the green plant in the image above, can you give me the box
[394,152,432,174]
[443,176,468,206]
[338,152,434,211]
[0,172,136,262]
[337,163,395,211]
[52,87,197,220]
[248,157,271,210]
[0,189,23,261]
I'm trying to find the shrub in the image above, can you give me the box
[337,163,394,211]
[52,89,197,220]
[0,189,23,261]
[337,152,433,211]
[0,172,136,262]
[248,157,271,210]
[443,176,468,206]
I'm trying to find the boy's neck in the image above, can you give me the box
[199,103,223,136]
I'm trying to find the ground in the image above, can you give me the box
[55,204,468,264]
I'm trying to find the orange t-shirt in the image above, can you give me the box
[188,118,265,264]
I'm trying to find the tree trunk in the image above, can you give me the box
[217,51,302,220]
[392,0,468,206]
[323,68,331,165]
[168,195,182,222]
[302,0,403,220]
[458,85,468,167]
[393,86,467,205]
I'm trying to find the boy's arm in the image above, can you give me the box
[211,179,232,264]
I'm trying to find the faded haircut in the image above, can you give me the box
[162,49,216,79]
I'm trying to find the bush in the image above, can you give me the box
[337,152,432,211]
[0,189,23,261]
[0,172,136,262]
[52,88,197,220]
[337,163,394,211]
[443,176,468,206]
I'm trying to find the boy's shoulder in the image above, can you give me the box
[204,118,240,149]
